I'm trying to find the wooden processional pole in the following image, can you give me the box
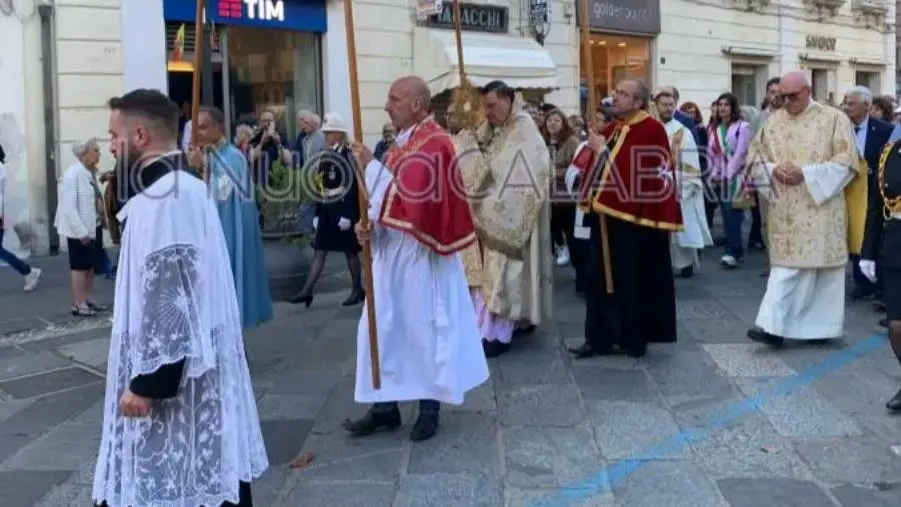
[452,0,465,85]
[190,0,206,181]
[343,0,381,390]
[578,0,614,294]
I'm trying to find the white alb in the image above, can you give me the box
[92,169,268,507]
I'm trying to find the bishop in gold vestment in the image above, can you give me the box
[453,81,553,357]
[746,72,863,344]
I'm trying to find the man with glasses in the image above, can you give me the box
[746,71,865,346]
[565,79,681,358]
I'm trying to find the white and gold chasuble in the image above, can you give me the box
[747,102,858,268]
[453,102,553,324]
[746,102,858,340]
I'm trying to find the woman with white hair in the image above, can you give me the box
[287,112,363,307]
[55,138,106,316]
[0,144,41,291]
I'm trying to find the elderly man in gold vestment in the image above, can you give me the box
[746,71,863,345]
[452,80,553,358]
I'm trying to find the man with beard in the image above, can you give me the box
[452,80,553,358]
[93,89,268,507]
[655,91,712,277]
[565,79,682,358]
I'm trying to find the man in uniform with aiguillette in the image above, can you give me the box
[860,136,901,411]
[452,80,553,358]
[746,71,866,346]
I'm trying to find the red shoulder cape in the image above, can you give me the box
[378,118,477,255]
[571,112,682,231]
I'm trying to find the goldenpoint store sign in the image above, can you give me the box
[164,0,327,31]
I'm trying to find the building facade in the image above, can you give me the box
[1,0,123,256]
[119,0,578,148]
[580,0,895,113]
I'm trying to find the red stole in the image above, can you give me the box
[378,118,477,255]
[570,112,683,231]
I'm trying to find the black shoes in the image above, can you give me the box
[886,389,901,412]
[410,412,440,441]
[678,266,694,278]
[343,405,402,437]
[483,340,511,358]
[343,404,440,441]
[342,288,365,307]
[747,328,785,347]
[288,292,314,307]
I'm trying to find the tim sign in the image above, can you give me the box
[218,0,285,21]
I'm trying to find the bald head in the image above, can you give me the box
[778,70,812,116]
[385,76,432,129]
[781,71,810,88]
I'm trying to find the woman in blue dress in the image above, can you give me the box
[287,113,363,307]
[189,106,273,329]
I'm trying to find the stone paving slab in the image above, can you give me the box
[2,250,901,505]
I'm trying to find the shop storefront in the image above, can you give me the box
[412,2,558,110]
[579,0,660,111]
[156,0,327,140]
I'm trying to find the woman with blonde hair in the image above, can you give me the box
[288,112,363,307]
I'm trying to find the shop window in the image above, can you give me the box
[226,27,322,142]
[579,34,651,109]
[730,64,763,108]
[855,71,881,93]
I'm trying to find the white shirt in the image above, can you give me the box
[854,117,868,158]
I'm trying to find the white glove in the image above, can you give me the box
[338,217,352,231]
[312,217,319,230]
[859,259,877,283]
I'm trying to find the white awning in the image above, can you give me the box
[413,28,558,95]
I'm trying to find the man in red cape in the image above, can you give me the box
[347,76,489,442]
[565,79,683,358]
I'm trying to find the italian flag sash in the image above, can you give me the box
[716,123,753,208]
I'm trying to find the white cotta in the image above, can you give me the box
[92,170,268,506]
[664,119,712,251]
[353,142,490,404]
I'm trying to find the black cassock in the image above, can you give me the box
[582,211,678,355]
[313,146,361,253]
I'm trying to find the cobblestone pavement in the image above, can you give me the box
[0,250,900,506]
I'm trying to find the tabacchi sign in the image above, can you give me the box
[218,0,286,22]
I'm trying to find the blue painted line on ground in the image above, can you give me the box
[531,335,886,507]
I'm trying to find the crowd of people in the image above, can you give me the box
[0,63,896,505]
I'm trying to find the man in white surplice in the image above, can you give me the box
[654,91,712,277]
[745,71,861,345]
[346,76,489,442]
[93,89,267,507]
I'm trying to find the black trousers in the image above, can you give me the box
[550,203,576,248]
[748,192,764,244]
[96,482,252,506]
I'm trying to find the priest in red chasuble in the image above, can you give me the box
[565,79,682,359]
[348,76,489,442]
